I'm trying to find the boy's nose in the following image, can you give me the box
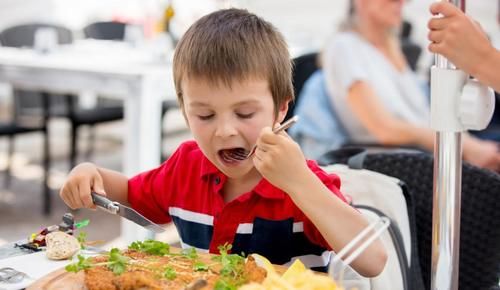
[215,120,238,138]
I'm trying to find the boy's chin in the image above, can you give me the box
[216,161,256,178]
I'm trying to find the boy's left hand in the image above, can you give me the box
[253,126,310,192]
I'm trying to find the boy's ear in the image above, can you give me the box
[276,99,290,123]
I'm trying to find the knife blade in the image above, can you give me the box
[91,192,165,233]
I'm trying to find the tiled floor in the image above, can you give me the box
[0,108,190,247]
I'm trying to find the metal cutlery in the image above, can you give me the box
[224,115,299,161]
[91,192,165,233]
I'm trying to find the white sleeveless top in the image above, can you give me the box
[323,31,430,143]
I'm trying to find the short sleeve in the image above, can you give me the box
[128,141,196,224]
[324,33,370,94]
[302,160,348,249]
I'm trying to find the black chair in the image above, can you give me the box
[0,23,73,47]
[83,21,179,160]
[83,21,126,40]
[0,92,51,215]
[285,52,319,122]
[320,149,500,290]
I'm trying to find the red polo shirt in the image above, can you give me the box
[128,140,347,270]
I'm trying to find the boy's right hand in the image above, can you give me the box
[59,162,106,209]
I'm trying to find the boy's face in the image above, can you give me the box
[182,77,288,179]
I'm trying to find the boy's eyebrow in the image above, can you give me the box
[189,100,261,108]
[189,101,210,108]
[231,100,260,107]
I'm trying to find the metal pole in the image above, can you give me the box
[431,1,465,289]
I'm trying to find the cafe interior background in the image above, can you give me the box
[0,0,498,249]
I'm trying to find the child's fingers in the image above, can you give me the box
[59,186,74,209]
[77,182,93,209]
[276,129,292,139]
[60,183,79,209]
[81,189,95,209]
[258,127,276,143]
[90,173,106,209]
[92,173,106,195]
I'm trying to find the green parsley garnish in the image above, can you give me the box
[65,248,130,275]
[193,261,209,271]
[128,239,170,256]
[77,231,87,249]
[65,255,92,273]
[163,266,177,280]
[214,279,238,290]
[211,243,246,288]
[107,248,129,275]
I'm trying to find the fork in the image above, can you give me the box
[225,115,299,161]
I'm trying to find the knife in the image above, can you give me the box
[91,192,165,233]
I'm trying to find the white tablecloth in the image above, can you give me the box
[0,251,68,290]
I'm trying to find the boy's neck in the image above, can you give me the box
[221,167,262,203]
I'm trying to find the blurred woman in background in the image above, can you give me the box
[321,0,500,171]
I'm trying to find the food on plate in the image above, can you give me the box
[242,255,339,290]
[65,240,339,290]
[45,232,81,260]
[66,241,266,290]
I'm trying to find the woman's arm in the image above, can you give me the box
[347,80,435,150]
[347,81,500,172]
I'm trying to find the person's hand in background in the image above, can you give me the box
[428,1,500,92]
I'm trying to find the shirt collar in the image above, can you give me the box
[200,154,220,179]
[252,178,286,200]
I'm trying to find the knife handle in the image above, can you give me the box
[91,192,119,214]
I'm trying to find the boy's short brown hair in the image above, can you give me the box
[173,8,294,117]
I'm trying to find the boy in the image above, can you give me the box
[60,8,386,277]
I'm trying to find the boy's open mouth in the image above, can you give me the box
[218,148,249,163]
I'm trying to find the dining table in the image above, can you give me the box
[0,40,176,243]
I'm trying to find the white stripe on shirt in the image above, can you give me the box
[168,207,214,226]
[179,240,209,253]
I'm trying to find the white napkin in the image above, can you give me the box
[0,251,69,290]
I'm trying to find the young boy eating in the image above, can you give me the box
[59,8,386,277]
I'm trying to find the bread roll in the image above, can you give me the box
[46,231,80,260]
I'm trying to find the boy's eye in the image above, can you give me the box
[198,114,214,121]
[236,112,255,119]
